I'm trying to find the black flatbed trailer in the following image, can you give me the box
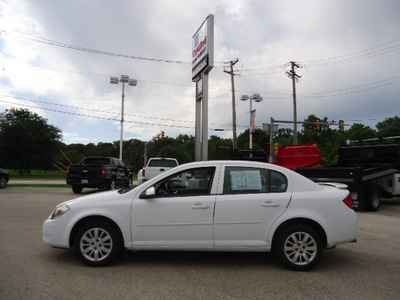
[296,144,400,211]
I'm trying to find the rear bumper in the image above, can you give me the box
[67,178,112,187]
[325,204,359,248]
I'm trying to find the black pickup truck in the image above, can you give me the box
[0,168,9,189]
[67,157,133,193]
[296,144,400,211]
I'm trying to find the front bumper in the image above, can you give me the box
[42,217,72,249]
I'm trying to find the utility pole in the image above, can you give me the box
[286,61,301,145]
[224,58,239,149]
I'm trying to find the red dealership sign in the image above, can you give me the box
[192,14,214,80]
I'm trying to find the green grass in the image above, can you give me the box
[9,170,66,179]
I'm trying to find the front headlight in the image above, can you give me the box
[51,204,70,219]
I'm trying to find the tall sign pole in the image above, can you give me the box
[192,14,214,161]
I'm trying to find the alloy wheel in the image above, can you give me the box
[79,227,113,262]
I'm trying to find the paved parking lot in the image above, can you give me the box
[1,187,399,300]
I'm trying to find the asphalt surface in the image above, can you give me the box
[0,187,399,300]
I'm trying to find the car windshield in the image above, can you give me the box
[148,159,177,167]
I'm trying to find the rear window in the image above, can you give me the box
[148,159,178,167]
[223,166,288,194]
[81,158,111,165]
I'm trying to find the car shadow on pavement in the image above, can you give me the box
[124,250,280,269]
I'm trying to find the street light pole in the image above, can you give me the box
[249,97,253,149]
[110,75,137,160]
[241,93,263,149]
[120,81,125,161]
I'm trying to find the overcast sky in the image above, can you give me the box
[1,0,399,145]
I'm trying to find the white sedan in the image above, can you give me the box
[43,160,358,271]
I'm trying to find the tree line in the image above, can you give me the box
[1,108,399,174]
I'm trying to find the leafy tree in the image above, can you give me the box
[274,128,294,149]
[296,115,339,164]
[124,139,146,171]
[298,115,336,145]
[208,135,232,160]
[237,128,269,153]
[343,123,377,143]
[175,134,195,162]
[0,108,62,173]
[16,111,400,174]
[376,116,400,137]
[58,143,86,166]
[89,142,117,157]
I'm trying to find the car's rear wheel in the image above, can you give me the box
[126,177,133,189]
[72,185,83,193]
[274,224,323,271]
[74,221,122,267]
[107,179,116,190]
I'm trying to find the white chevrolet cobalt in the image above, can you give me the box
[43,161,358,271]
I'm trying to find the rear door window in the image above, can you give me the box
[223,167,287,194]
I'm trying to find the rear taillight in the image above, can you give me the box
[142,169,145,177]
[343,194,354,209]
[67,166,70,177]
[102,167,107,177]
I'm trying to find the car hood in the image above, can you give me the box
[62,188,138,208]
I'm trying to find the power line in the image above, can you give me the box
[301,75,400,98]
[304,38,400,67]
[25,64,400,98]
[0,98,197,129]
[0,96,229,130]
[4,29,399,72]
[230,38,400,73]
[1,29,191,65]
[0,93,193,124]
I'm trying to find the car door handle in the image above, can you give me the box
[192,203,210,209]
[262,201,280,208]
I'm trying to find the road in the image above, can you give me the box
[0,187,399,300]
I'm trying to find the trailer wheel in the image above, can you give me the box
[365,186,380,212]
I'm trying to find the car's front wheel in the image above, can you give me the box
[274,224,323,271]
[74,221,122,267]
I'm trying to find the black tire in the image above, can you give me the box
[72,185,83,194]
[126,177,133,189]
[274,224,323,271]
[365,186,380,212]
[0,176,7,189]
[74,221,122,267]
[107,179,116,190]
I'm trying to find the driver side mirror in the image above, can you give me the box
[142,186,156,198]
